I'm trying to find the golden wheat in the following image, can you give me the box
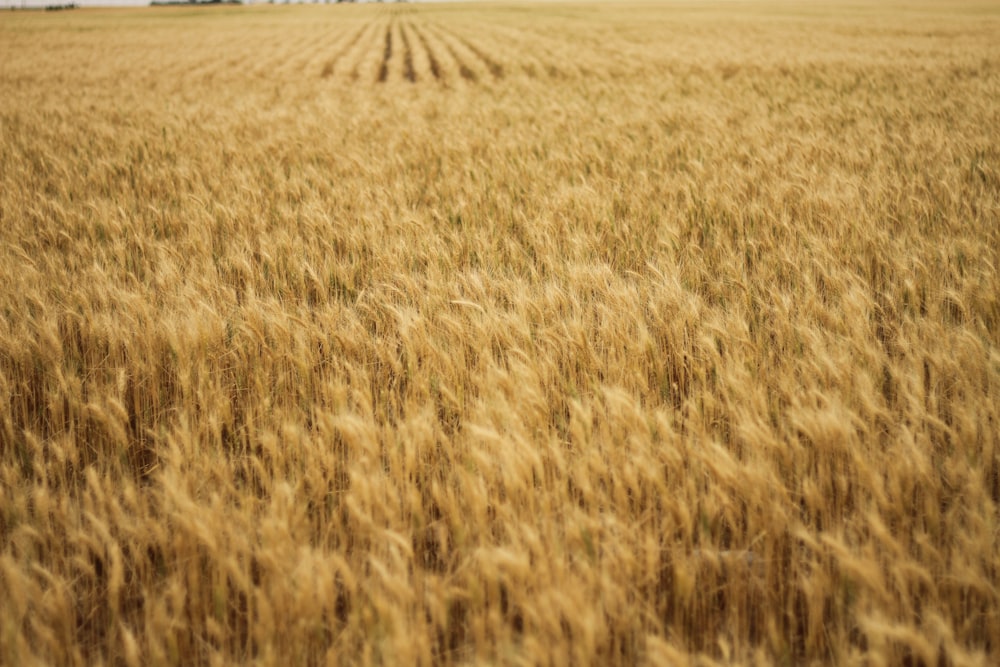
[1,1,998,665]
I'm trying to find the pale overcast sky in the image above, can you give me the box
[2,0,381,7]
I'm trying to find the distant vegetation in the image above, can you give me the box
[3,3,77,10]
[150,0,241,6]
[1,2,998,665]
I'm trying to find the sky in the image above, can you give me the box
[2,0,378,8]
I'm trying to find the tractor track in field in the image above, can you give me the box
[400,23,416,83]
[410,23,442,82]
[423,24,478,82]
[315,18,537,86]
[437,26,505,79]
[348,21,384,83]
[377,25,392,83]
[321,23,369,79]
[272,28,335,80]
[475,22,568,79]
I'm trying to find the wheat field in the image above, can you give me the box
[1,1,998,665]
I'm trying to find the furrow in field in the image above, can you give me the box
[142,33,217,86]
[422,24,480,84]
[376,24,393,83]
[482,22,593,79]
[347,20,386,84]
[436,25,505,79]
[409,22,444,83]
[299,27,356,81]
[272,27,338,81]
[399,22,417,83]
[164,26,252,85]
[384,21,409,84]
[450,21,557,80]
[320,22,370,79]
[260,33,308,80]
[246,28,315,82]
[467,22,568,79]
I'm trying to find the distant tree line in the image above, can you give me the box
[5,3,78,9]
[149,0,241,5]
